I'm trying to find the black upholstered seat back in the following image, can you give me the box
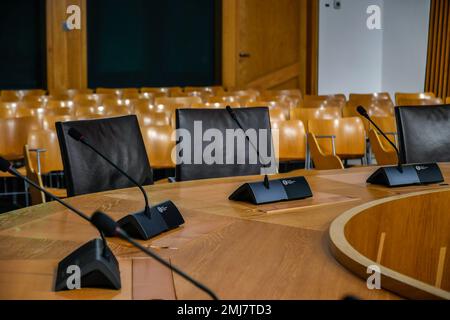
[395,105,450,164]
[175,107,276,182]
[56,115,153,196]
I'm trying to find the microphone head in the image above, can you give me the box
[0,157,12,173]
[68,127,84,142]
[225,105,237,119]
[91,211,119,237]
[356,106,369,118]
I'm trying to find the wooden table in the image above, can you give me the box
[0,164,449,300]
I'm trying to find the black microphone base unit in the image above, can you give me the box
[367,163,444,187]
[117,200,185,240]
[229,176,313,205]
[54,238,121,291]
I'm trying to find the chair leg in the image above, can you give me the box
[24,180,29,207]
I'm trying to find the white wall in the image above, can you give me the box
[382,0,431,96]
[318,0,430,97]
[319,0,384,96]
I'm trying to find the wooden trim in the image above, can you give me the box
[329,188,450,300]
[46,0,87,93]
[246,63,300,89]
[222,0,238,89]
[299,0,319,95]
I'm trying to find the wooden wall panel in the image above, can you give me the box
[425,0,450,99]
[46,0,87,93]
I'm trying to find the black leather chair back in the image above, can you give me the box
[395,105,450,164]
[56,115,153,196]
[175,107,276,181]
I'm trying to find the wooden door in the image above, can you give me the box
[223,0,318,93]
[238,0,300,89]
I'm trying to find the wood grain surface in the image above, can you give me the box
[0,164,449,300]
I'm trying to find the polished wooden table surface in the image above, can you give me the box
[0,164,449,300]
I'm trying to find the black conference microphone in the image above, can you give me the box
[225,106,313,205]
[0,156,121,291]
[226,105,271,189]
[68,128,184,240]
[357,106,403,172]
[91,210,219,300]
[357,105,444,187]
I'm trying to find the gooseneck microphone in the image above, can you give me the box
[68,128,150,215]
[356,106,444,187]
[226,106,271,189]
[0,156,121,291]
[67,127,185,240]
[225,107,313,205]
[91,210,219,300]
[356,106,402,171]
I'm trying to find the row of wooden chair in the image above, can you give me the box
[6,113,398,206]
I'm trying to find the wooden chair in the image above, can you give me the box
[291,106,341,130]
[349,92,392,102]
[46,100,75,115]
[190,102,240,109]
[206,95,255,106]
[154,96,202,106]
[42,115,75,131]
[133,99,155,114]
[368,129,398,166]
[308,117,366,162]
[0,117,41,160]
[65,88,93,99]
[261,89,302,100]
[246,100,291,119]
[96,88,122,96]
[141,87,170,98]
[1,90,21,102]
[22,95,47,104]
[184,86,225,96]
[220,89,259,102]
[268,108,287,122]
[27,129,64,176]
[307,132,344,170]
[395,92,435,105]
[152,103,185,118]
[74,104,101,117]
[141,125,176,169]
[23,144,67,205]
[302,94,346,106]
[121,92,141,100]
[73,93,115,106]
[141,87,183,97]
[396,97,443,106]
[99,99,130,116]
[271,120,307,162]
[20,89,47,98]
[73,93,99,106]
[136,111,171,127]
[344,99,394,118]
[0,102,17,118]
[14,105,39,118]
[366,116,397,150]
[446,97,450,104]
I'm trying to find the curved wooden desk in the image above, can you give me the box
[0,164,449,300]
[330,188,450,300]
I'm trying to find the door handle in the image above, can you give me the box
[239,52,251,58]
